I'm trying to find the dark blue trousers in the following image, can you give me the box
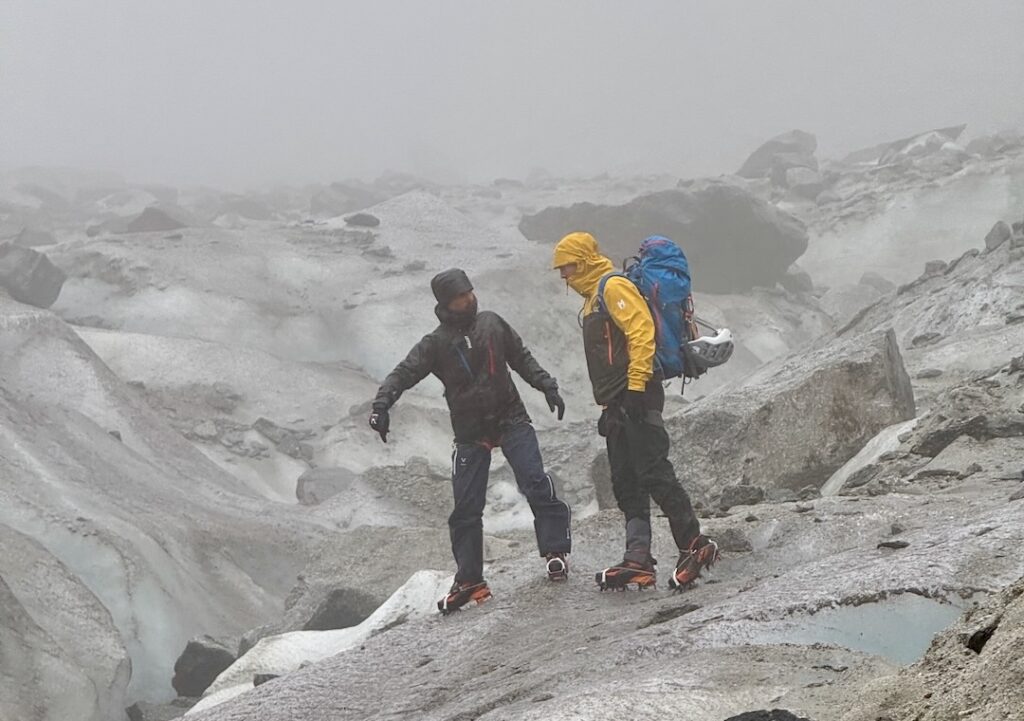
[449,423,572,582]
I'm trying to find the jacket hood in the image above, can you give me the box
[552,232,615,299]
[431,268,473,305]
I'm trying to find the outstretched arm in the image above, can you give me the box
[373,334,436,409]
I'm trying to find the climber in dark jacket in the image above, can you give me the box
[369,268,572,613]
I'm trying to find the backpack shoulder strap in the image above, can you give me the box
[595,272,627,314]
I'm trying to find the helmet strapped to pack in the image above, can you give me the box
[597,235,733,382]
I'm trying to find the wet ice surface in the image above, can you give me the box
[748,593,967,665]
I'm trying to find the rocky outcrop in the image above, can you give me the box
[668,329,916,499]
[0,242,67,307]
[125,206,188,233]
[173,636,237,697]
[907,355,1024,457]
[736,129,818,182]
[877,124,967,165]
[518,183,809,293]
[344,212,380,228]
[295,467,358,505]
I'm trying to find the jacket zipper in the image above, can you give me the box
[488,340,496,376]
[605,320,613,365]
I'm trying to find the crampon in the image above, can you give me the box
[595,560,656,591]
[668,535,720,592]
[546,553,569,581]
[437,580,492,615]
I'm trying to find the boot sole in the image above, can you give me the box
[437,587,492,615]
[595,569,656,591]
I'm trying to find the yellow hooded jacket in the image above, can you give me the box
[553,232,656,399]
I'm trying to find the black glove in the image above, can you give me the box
[621,389,646,424]
[597,408,610,437]
[368,403,390,443]
[544,386,565,421]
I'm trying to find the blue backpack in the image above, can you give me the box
[597,235,695,379]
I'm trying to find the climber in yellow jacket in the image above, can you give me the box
[553,231,718,591]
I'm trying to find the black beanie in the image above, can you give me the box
[431,268,473,305]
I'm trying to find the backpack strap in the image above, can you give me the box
[595,272,627,315]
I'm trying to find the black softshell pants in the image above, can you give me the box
[450,422,572,583]
[606,382,701,563]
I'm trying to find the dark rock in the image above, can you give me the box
[718,484,766,510]
[716,527,753,553]
[859,271,896,294]
[797,485,822,501]
[985,220,1012,251]
[844,464,881,490]
[296,467,358,505]
[126,699,195,721]
[172,636,236,697]
[1010,487,1024,502]
[737,129,818,180]
[125,207,187,233]
[916,368,944,379]
[911,332,943,348]
[636,602,701,629]
[915,467,960,479]
[724,709,812,721]
[109,430,122,442]
[923,260,948,277]
[877,539,910,549]
[959,463,983,479]
[911,415,987,457]
[767,488,800,503]
[0,243,67,308]
[253,673,279,687]
[878,451,906,462]
[277,436,314,462]
[344,212,381,228]
[303,587,380,631]
[237,623,274,657]
[944,247,981,275]
[890,522,906,536]
[518,183,808,293]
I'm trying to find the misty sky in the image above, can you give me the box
[3,1,1023,189]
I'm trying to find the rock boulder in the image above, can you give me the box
[0,242,67,308]
[668,329,916,499]
[518,183,808,293]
